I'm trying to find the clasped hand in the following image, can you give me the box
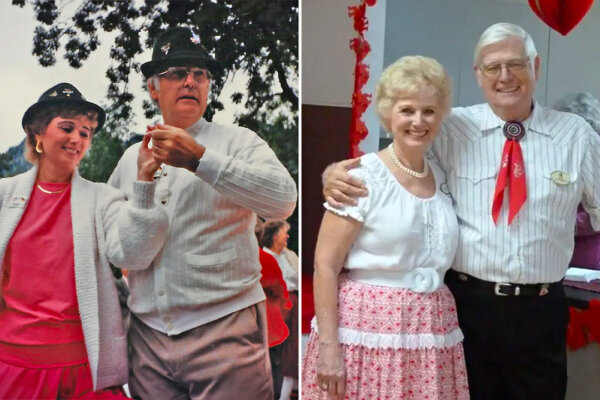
[148,123,205,172]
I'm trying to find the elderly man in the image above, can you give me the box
[109,27,297,399]
[323,22,600,400]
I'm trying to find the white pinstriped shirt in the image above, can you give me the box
[109,118,297,335]
[431,102,600,284]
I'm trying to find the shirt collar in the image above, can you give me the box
[479,100,550,137]
[263,247,279,258]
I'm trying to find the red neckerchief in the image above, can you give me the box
[491,121,527,225]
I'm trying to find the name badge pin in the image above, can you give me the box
[551,170,570,186]
[8,196,27,208]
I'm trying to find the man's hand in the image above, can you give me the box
[150,123,206,172]
[322,158,368,208]
[137,133,162,181]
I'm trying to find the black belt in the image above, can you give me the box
[446,269,562,297]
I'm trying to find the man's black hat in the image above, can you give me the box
[22,82,106,131]
[141,26,218,79]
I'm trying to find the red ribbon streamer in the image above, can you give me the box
[348,0,376,157]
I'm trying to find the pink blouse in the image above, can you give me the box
[0,181,87,367]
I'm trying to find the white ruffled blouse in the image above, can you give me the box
[325,152,459,293]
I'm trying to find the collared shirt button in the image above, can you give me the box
[161,200,167,205]
[163,172,168,176]
[158,290,165,296]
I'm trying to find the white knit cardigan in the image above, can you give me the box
[0,166,168,390]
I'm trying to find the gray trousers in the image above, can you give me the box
[128,302,273,400]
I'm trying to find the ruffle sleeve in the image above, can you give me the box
[323,162,373,223]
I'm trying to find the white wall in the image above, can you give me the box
[301,0,355,107]
[303,0,600,147]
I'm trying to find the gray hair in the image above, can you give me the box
[554,92,600,133]
[148,76,161,91]
[474,22,538,65]
[147,76,161,106]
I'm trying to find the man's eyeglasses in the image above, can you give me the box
[479,58,530,79]
[157,67,212,84]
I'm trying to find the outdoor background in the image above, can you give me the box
[0,0,298,251]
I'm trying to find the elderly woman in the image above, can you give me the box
[261,220,299,400]
[255,219,290,348]
[302,56,468,399]
[554,92,600,270]
[0,83,168,399]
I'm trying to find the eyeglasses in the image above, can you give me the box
[157,67,212,84]
[479,58,530,78]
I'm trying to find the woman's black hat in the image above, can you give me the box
[22,82,106,131]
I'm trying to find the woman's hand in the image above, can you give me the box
[312,211,362,400]
[322,158,368,208]
[316,341,346,399]
[137,133,161,181]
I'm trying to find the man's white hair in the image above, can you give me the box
[148,76,161,91]
[474,22,538,65]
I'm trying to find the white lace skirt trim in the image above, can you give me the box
[311,317,464,350]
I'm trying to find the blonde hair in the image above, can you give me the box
[375,55,451,132]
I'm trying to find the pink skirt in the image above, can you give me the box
[302,275,469,400]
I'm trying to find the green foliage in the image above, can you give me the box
[9,0,299,246]
[78,129,126,183]
[13,0,298,131]
[0,140,30,178]
[255,114,298,252]
[257,114,298,185]
[0,152,13,176]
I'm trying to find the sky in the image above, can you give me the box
[0,2,245,153]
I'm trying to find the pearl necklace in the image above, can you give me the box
[37,183,67,194]
[387,144,429,179]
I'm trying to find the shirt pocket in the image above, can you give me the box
[181,248,240,296]
[451,165,497,216]
[185,247,238,266]
[538,165,580,218]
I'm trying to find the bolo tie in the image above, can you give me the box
[491,121,527,225]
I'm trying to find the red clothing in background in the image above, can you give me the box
[0,361,128,400]
[259,248,290,347]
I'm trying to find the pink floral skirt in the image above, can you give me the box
[302,275,469,400]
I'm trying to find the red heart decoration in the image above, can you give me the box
[529,0,594,36]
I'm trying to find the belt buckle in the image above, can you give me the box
[539,284,549,296]
[494,282,517,296]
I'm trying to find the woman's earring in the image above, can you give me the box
[386,131,391,138]
[35,140,43,154]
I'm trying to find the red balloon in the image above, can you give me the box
[529,0,594,36]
